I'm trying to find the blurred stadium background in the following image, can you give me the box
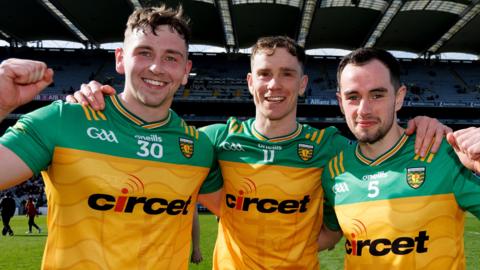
[1,0,479,269]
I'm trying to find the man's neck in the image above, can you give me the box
[359,124,405,160]
[119,92,170,123]
[254,116,298,139]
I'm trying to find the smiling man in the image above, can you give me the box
[69,35,452,269]
[321,47,480,269]
[202,36,350,269]
[0,6,221,270]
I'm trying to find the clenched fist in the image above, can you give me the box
[0,58,54,120]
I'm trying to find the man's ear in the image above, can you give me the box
[336,91,345,115]
[182,60,192,85]
[247,73,254,96]
[298,74,308,96]
[395,85,407,112]
[115,48,125,75]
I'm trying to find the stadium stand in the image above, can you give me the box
[1,47,479,108]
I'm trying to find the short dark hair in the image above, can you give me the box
[125,5,191,47]
[337,48,402,91]
[251,36,306,73]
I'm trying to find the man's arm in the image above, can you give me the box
[317,224,343,252]
[0,59,53,189]
[190,207,203,264]
[0,145,33,190]
[198,189,222,217]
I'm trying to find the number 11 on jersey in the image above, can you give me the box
[263,149,275,163]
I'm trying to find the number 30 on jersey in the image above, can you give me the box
[136,140,163,159]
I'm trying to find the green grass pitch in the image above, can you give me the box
[0,213,479,269]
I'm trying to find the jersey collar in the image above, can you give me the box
[251,121,303,143]
[355,133,409,166]
[109,95,171,129]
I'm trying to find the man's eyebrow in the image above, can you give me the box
[342,88,388,95]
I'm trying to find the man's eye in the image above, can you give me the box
[165,56,178,62]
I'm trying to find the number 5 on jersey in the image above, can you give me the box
[368,180,380,198]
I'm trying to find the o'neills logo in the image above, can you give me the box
[345,222,429,256]
[88,174,191,215]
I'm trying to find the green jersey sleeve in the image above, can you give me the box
[199,123,228,147]
[323,194,341,231]
[198,126,225,194]
[0,101,62,174]
[325,126,351,155]
[320,127,350,231]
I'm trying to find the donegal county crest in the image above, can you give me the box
[179,138,194,158]
[406,167,426,189]
[297,143,314,161]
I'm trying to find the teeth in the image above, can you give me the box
[144,78,166,86]
[265,96,284,102]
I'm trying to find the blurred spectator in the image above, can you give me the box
[25,197,41,234]
[0,192,16,236]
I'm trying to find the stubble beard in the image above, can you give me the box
[354,115,394,144]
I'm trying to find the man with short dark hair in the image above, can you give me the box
[69,36,451,269]
[0,5,221,270]
[321,47,480,269]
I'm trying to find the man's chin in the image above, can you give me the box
[355,131,380,144]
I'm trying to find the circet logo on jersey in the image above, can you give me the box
[86,127,118,143]
[225,178,311,214]
[345,218,429,256]
[88,174,192,215]
[179,137,194,158]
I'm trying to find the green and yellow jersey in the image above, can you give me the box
[202,117,348,269]
[0,95,222,270]
[322,134,480,270]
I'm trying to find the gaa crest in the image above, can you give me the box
[406,167,426,189]
[179,138,194,158]
[297,143,314,161]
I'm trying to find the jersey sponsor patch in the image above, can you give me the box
[297,143,314,161]
[406,167,426,189]
[179,137,194,158]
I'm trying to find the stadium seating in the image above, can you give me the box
[1,47,479,107]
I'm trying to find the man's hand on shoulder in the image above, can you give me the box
[405,116,452,157]
[65,80,116,111]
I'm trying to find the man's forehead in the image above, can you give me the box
[342,62,390,81]
[251,48,301,69]
[125,26,187,53]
